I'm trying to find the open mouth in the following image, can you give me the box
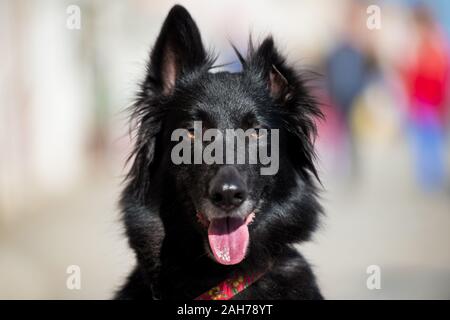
[196,212,255,265]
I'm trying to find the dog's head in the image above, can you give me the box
[125,5,323,266]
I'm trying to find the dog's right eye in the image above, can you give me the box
[250,127,267,139]
[187,128,195,139]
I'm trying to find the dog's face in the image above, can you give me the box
[128,6,322,266]
[161,71,282,264]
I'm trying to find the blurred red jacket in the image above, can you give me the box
[403,32,450,121]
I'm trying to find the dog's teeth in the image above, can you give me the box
[246,212,256,224]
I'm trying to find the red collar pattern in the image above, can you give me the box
[195,272,263,300]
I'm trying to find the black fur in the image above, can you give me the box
[116,5,324,300]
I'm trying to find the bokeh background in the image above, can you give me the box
[1,0,449,299]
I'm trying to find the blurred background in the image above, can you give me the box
[0,0,449,299]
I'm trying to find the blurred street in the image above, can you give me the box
[303,138,450,299]
[1,133,449,299]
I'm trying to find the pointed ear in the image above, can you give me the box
[269,64,291,101]
[250,37,293,103]
[149,5,207,95]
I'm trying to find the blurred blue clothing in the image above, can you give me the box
[408,105,446,191]
[326,42,370,117]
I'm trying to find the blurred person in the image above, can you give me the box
[324,1,378,178]
[399,5,450,191]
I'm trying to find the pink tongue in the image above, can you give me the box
[208,217,249,265]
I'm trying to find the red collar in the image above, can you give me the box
[195,271,263,300]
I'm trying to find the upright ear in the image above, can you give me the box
[250,37,323,181]
[249,37,293,103]
[148,5,207,95]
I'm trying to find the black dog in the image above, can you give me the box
[116,5,324,300]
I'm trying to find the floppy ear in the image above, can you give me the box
[148,5,207,95]
[249,37,293,103]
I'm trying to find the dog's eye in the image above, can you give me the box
[187,128,196,139]
[250,127,266,139]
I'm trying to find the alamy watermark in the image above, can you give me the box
[366,265,381,290]
[366,5,381,30]
[66,5,81,30]
[170,121,279,175]
[66,265,81,290]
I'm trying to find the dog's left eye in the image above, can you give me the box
[250,127,266,139]
[187,128,195,139]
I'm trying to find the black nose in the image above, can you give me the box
[209,166,248,211]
